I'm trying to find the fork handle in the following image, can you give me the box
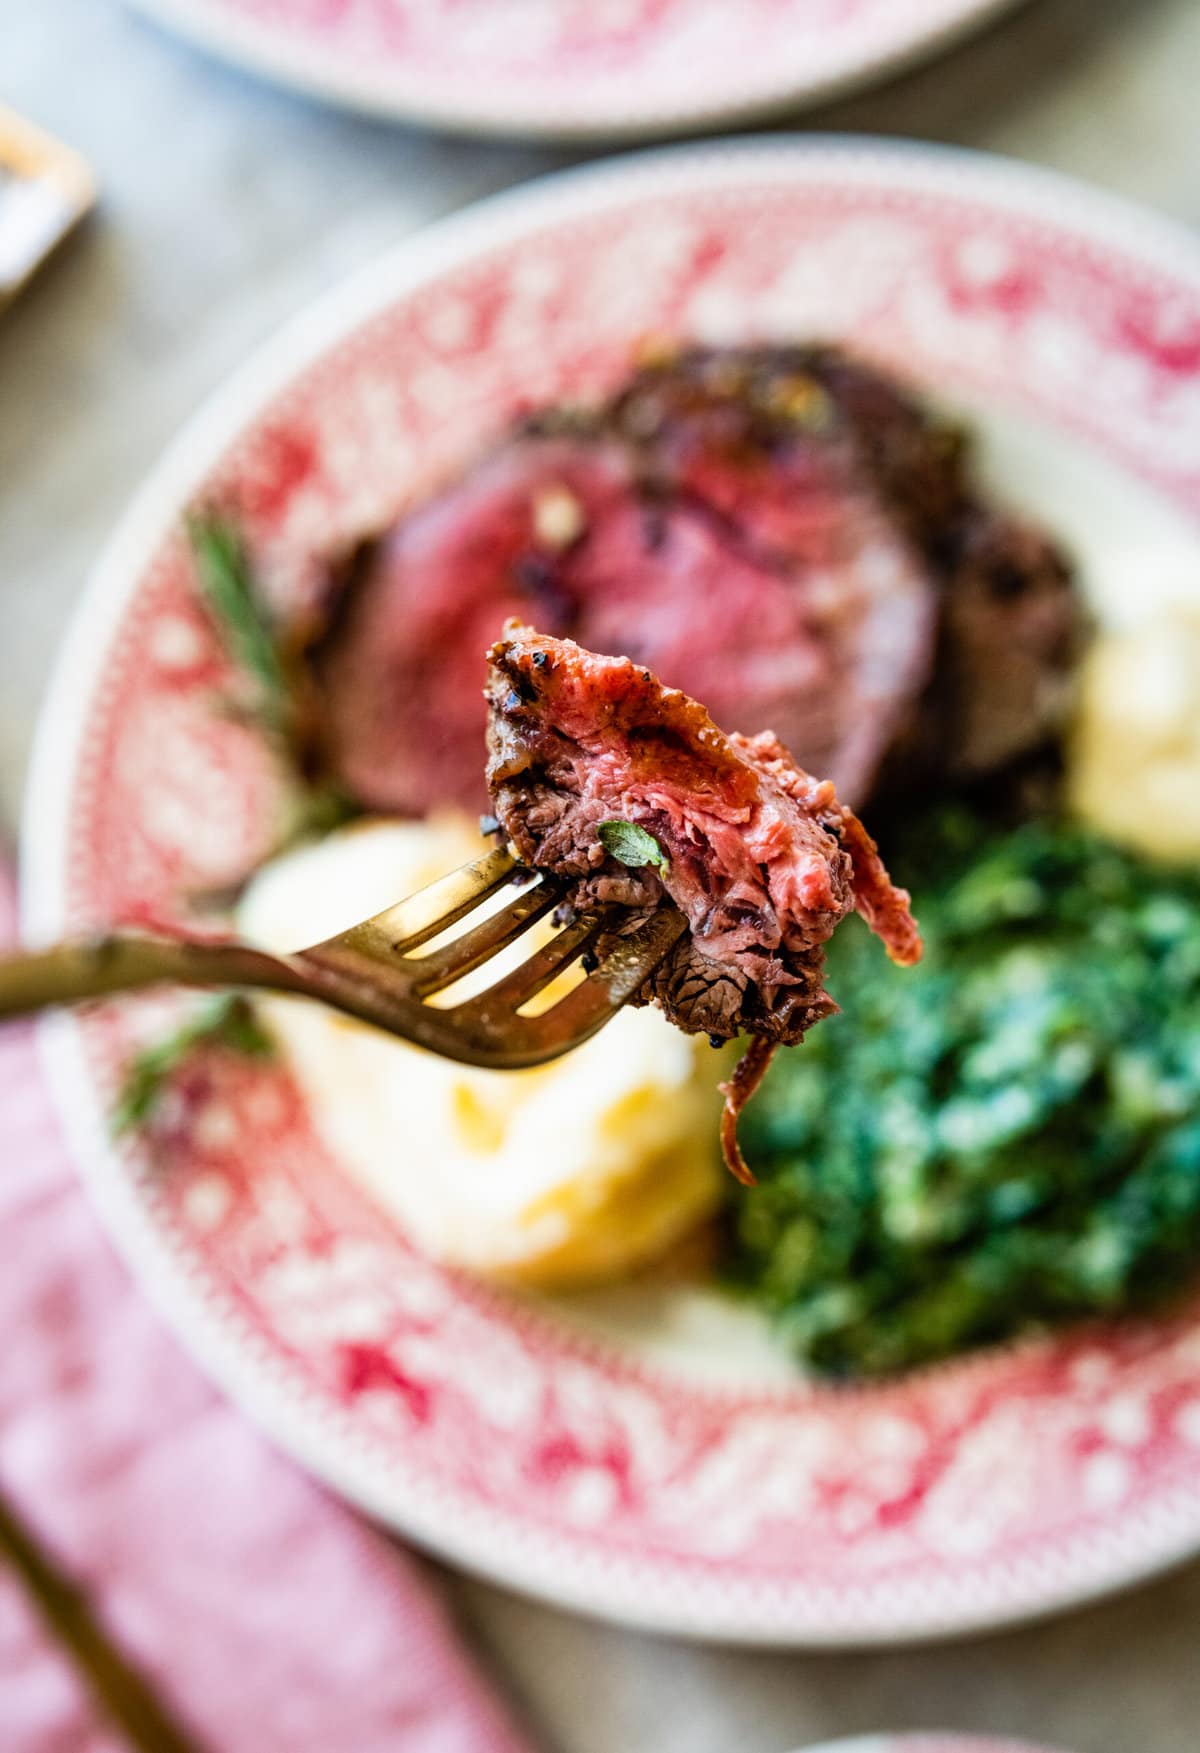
[0,934,312,1021]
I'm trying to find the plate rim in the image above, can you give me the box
[23,135,1200,1646]
[127,0,1028,142]
[786,1740,1072,1753]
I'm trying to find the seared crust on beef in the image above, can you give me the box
[642,940,836,1045]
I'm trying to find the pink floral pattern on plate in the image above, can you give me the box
[25,143,1200,1643]
[128,0,1024,137]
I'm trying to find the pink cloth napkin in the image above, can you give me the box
[0,867,532,1753]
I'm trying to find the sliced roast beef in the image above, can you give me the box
[309,344,1080,821]
[308,438,637,814]
[485,623,921,1180]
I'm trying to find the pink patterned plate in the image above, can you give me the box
[127,0,1025,140]
[24,140,1200,1645]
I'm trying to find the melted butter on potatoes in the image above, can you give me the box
[1070,605,1200,861]
[236,814,724,1286]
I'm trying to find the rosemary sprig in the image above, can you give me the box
[188,513,291,736]
[186,510,360,855]
[113,994,275,1136]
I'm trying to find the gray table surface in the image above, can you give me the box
[4,2,1200,1749]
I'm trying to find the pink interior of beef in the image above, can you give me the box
[313,388,936,817]
[310,344,1080,831]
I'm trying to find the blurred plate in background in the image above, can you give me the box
[24,139,1200,1644]
[127,0,1025,140]
[793,1739,1073,1753]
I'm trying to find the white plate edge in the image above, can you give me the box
[126,0,1028,142]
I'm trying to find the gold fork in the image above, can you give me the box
[0,848,687,1069]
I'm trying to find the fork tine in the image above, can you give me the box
[406,882,559,997]
[296,852,688,1072]
[330,845,519,958]
[443,907,689,1067]
[456,908,612,1016]
[538,907,690,1031]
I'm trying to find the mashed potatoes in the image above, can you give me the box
[237,814,724,1285]
[1071,606,1200,861]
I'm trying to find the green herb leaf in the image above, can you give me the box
[597,819,669,872]
[188,514,290,735]
[113,994,275,1137]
